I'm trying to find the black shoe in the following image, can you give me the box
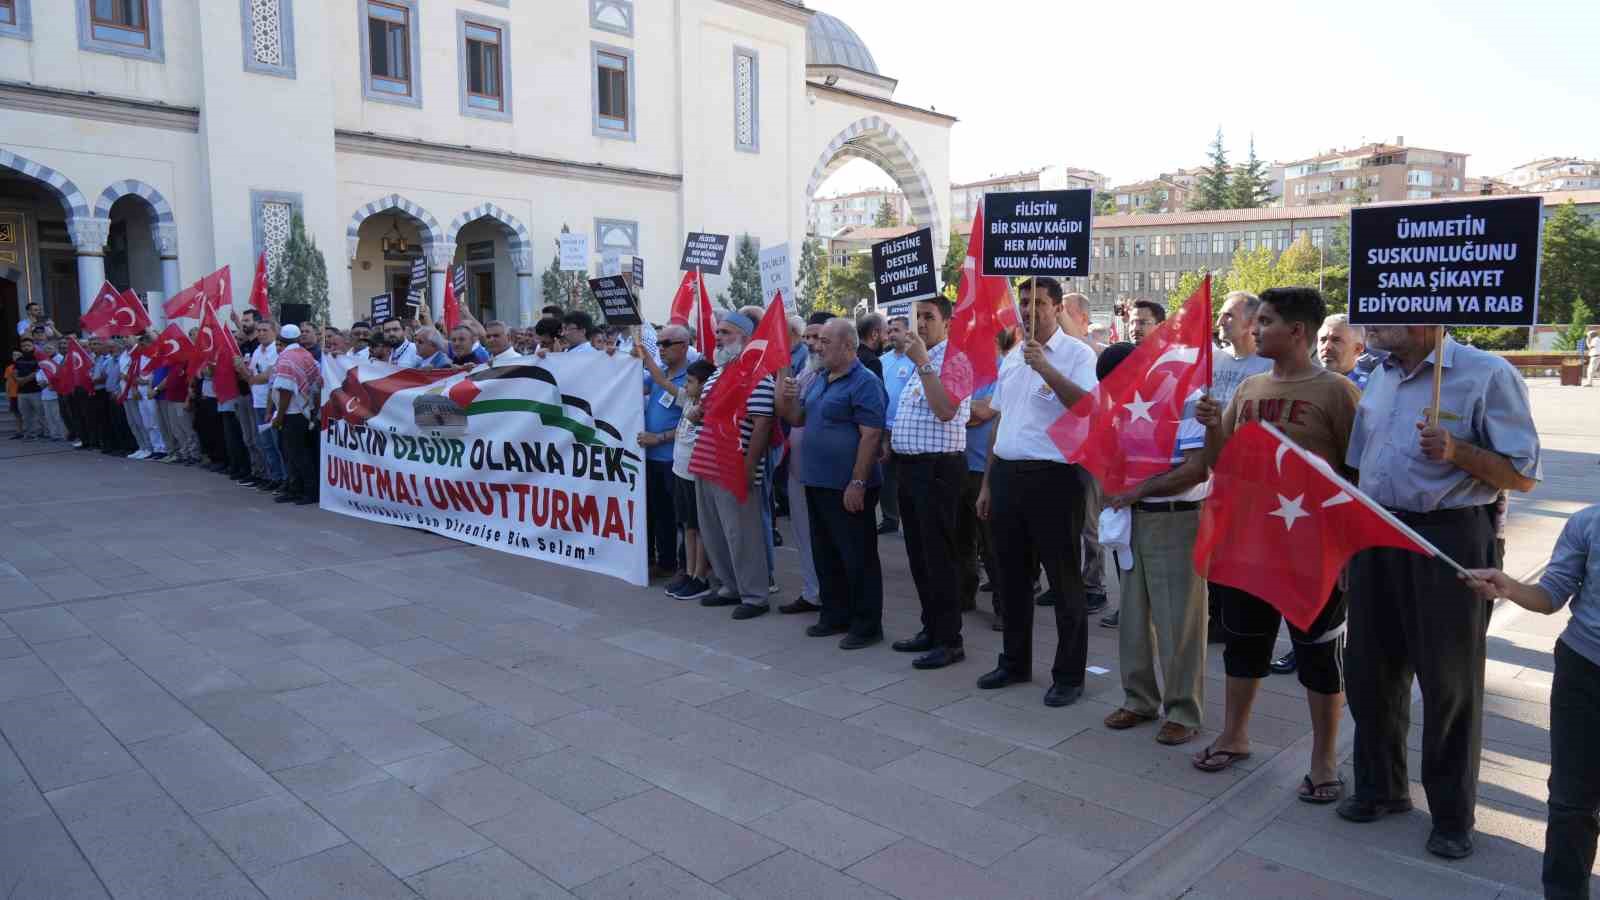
[1336,795,1415,823]
[672,578,712,601]
[913,646,965,670]
[892,633,935,653]
[1084,592,1108,614]
[700,593,739,607]
[838,632,882,650]
[663,574,691,596]
[731,603,769,620]
[149,451,167,460]
[1043,683,1083,707]
[1035,589,1057,607]
[806,622,848,637]
[1425,829,1473,860]
[274,494,299,504]
[780,597,821,614]
[876,518,898,535]
[1100,609,1120,628]
[1270,650,1297,674]
[293,496,317,505]
[977,667,1029,690]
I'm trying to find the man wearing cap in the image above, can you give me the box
[1338,325,1540,860]
[269,323,321,506]
[688,309,776,620]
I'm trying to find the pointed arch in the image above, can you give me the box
[345,193,443,258]
[93,179,176,224]
[445,202,531,252]
[0,147,90,222]
[804,116,943,244]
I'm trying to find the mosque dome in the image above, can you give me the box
[806,12,879,75]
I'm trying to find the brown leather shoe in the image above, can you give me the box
[1104,708,1157,730]
[1156,722,1199,745]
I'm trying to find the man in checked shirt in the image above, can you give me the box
[886,297,974,671]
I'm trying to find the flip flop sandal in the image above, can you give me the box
[1298,774,1346,804]
[1192,744,1252,772]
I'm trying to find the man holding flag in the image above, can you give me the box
[1192,287,1362,804]
[975,276,1099,707]
[1339,324,1540,859]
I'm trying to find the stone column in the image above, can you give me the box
[512,247,536,327]
[70,216,112,318]
[154,223,179,331]
[426,241,456,322]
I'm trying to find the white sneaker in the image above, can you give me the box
[129,450,149,459]
[71,441,83,448]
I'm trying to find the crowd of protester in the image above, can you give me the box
[12,279,1600,895]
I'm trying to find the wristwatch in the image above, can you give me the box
[917,362,937,375]
[848,479,866,489]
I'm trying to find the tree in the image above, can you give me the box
[795,238,825,317]
[268,213,329,324]
[1276,233,1322,276]
[1094,191,1117,216]
[1144,186,1169,214]
[820,254,875,311]
[873,199,900,228]
[940,229,968,299]
[1349,179,1375,206]
[715,235,762,310]
[1539,201,1600,325]
[540,224,599,317]
[1556,296,1593,351]
[1168,269,1224,317]
[1226,136,1271,209]
[1188,127,1232,211]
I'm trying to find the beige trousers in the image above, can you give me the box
[1119,507,1209,728]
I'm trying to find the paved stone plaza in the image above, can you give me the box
[1,381,1595,899]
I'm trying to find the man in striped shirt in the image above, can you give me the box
[689,310,777,620]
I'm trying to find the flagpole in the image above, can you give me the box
[1428,325,1445,427]
[1256,422,1471,578]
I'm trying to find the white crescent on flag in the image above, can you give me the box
[113,306,138,327]
[161,338,180,356]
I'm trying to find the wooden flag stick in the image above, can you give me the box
[1428,325,1445,426]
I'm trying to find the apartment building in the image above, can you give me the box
[810,188,915,236]
[1282,139,1469,207]
[1496,158,1600,193]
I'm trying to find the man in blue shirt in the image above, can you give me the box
[1463,506,1598,897]
[638,325,691,581]
[777,317,887,648]
[877,315,912,535]
[1317,314,1370,390]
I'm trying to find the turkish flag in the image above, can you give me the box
[81,282,152,338]
[668,269,715,359]
[1049,275,1213,496]
[164,283,205,320]
[323,366,451,429]
[940,203,1013,403]
[694,270,716,361]
[247,252,271,319]
[149,323,198,368]
[197,302,243,404]
[117,345,148,405]
[668,270,696,325]
[63,338,95,393]
[202,265,232,311]
[1195,421,1436,630]
[443,275,462,334]
[688,292,790,501]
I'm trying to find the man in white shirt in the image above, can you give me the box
[381,317,419,369]
[975,277,1099,707]
[1096,340,1211,747]
[246,320,287,492]
[483,321,521,366]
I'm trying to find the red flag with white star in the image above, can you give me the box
[939,202,1014,403]
[63,338,95,393]
[81,282,152,338]
[247,251,271,319]
[688,293,790,502]
[1194,421,1440,630]
[1048,275,1213,495]
[668,269,716,360]
[197,302,243,404]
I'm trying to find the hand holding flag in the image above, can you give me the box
[939,202,1013,404]
[687,293,790,502]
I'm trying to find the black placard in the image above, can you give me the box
[981,189,1093,277]
[679,233,730,273]
[588,276,642,326]
[1348,196,1543,327]
[870,227,938,308]
[369,294,392,322]
[631,256,645,290]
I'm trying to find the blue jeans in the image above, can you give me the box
[255,408,286,482]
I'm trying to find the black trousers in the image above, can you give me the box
[1346,504,1494,835]
[645,460,679,570]
[281,414,319,501]
[1547,639,1600,899]
[195,396,224,462]
[807,485,883,638]
[63,391,85,442]
[220,407,250,478]
[990,458,1087,686]
[956,469,998,614]
[897,453,967,647]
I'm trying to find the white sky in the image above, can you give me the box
[808,0,1600,195]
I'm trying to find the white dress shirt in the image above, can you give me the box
[989,329,1099,463]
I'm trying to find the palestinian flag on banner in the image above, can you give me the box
[445,365,639,475]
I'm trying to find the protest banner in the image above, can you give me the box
[601,250,622,277]
[981,189,1093,278]
[759,242,793,309]
[319,352,648,586]
[407,256,427,311]
[559,233,591,272]
[871,228,938,309]
[680,233,731,273]
[370,294,393,322]
[588,275,643,326]
[631,256,645,290]
[1348,195,1543,328]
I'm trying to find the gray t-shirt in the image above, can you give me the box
[1211,349,1272,409]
